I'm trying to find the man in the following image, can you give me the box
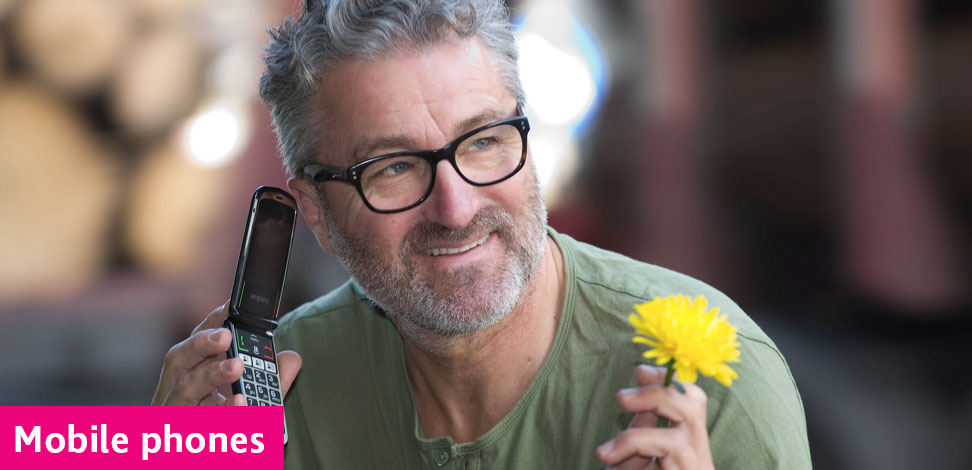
[153,1,811,468]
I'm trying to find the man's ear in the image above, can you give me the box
[287,177,335,254]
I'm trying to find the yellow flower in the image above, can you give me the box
[629,294,741,387]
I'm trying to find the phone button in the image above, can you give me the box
[246,397,259,406]
[264,361,277,374]
[257,385,270,401]
[243,367,254,382]
[267,374,280,389]
[269,389,282,405]
[242,381,257,396]
[252,357,265,370]
[254,369,267,385]
[240,354,252,366]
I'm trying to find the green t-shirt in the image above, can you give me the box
[276,230,811,469]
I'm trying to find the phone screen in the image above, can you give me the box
[236,197,295,320]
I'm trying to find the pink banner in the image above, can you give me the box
[1,406,284,469]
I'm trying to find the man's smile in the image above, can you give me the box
[422,233,490,256]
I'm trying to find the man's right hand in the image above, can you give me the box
[151,302,302,406]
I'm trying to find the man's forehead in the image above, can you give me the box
[314,37,512,165]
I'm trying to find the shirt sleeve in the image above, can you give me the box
[706,332,813,469]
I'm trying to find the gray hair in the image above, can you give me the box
[258,0,526,176]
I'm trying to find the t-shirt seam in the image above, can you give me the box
[736,331,810,461]
[573,276,657,302]
[736,332,804,405]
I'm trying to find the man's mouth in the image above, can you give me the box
[423,234,490,257]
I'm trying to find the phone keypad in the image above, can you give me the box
[237,349,282,407]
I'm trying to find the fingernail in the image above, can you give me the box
[220,359,233,372]
[638,364,661,374]
[618,388,637,399]
[597,440,614,456]
[210,329,223,342]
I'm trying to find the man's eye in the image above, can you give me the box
[468,137,496,151]
[379,160,413,176]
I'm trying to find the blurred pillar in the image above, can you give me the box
[836,0,966,311]
[633,0,727,287]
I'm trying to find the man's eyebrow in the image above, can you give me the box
[452,108,509,137]
[349,135,416,165]
[348,108,513,165]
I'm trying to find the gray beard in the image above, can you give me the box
[323,173,548,344]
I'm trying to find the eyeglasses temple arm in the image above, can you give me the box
[304,163,351,183]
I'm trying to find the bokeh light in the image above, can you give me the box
[514,0,608,201]
[182,103,248,167]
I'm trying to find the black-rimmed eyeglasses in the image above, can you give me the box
[302,114,530,214]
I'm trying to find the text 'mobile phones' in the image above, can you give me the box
[225,186,296,443]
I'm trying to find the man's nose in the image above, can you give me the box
[420,159,479,229]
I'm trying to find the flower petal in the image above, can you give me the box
[628,294,741,388]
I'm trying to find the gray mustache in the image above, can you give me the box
[401,207,513,254]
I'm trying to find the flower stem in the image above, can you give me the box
[657,361,677,428]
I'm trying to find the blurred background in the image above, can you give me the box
[0,0,969,468]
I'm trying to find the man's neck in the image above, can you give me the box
[402,235,565,443]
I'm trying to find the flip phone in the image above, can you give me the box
[225,186,296,443]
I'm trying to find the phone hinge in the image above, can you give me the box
[236,314,278,333]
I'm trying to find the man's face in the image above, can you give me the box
[295,36,547,339]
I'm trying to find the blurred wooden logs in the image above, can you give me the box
[134,0,198,23]
[0,0,15,18]
[0,0,263,309]
[109,26,202,136]
[0,83,119,303]
[0,38,6,83]
[12,0,132,95]
[125,142,229,278]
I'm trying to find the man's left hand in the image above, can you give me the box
[596,364,714,470]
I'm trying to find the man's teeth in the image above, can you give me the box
[426,234,489,256]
